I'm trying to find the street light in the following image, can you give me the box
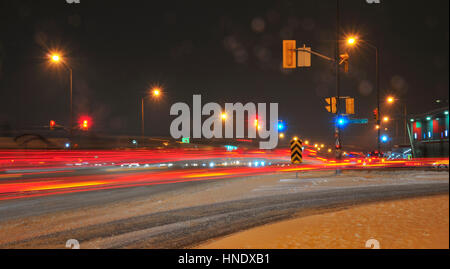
[48,52,73,139]
[383,116,390,122]
[385,95,409,144]
[141,86,163,138]
[51,55,60,62]
[346,36,381,152]
[221,113,227,121]
[347,37,356,45]
[152,88,161,98]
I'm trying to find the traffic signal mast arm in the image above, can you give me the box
[296,46,348,65]
[296,47,334,62]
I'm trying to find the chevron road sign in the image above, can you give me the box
[290,138,303,164]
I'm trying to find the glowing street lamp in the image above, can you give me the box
[387,96,395,104]
[51,54,60,62]
[152,88,161,98]
[221,113,227,121]
[347,37,357,45]
[383,116,390,123]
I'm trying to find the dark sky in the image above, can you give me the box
[0,0,448,150]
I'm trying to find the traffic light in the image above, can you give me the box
[325,97,337,114]
[336,116,349,127]
[278,120,286,131]
[82,120,89,130]
[282,40,296,68]
[373,108,379,121]
[297,45,311,67]
[49,120,56,130]
[345,98,355,115]
[79,116,91,131]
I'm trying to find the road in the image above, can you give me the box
[0,148,448,248]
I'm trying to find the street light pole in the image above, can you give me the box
[49,54,73,142]
[69,67,73,139]
[141,97,145,138]
[346,38,381,153]
[375,46,380,153]
[335,0,342,161]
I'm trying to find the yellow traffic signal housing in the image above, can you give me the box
[283,40,296,68]
[345,98,355,115]
[325,97,337,114]
[298,45,311,67]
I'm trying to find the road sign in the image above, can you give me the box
[290,139,303,164]
[181,137,190,144]
[349,118,369,124]
[282,40,296,68]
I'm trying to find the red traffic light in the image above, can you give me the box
[50,120,56,129]
[373,108,379,121]
[78,116,92,131]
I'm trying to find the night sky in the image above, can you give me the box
[0,0,448,150]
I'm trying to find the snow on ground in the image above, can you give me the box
[198,194,449,249]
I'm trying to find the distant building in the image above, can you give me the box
[408,107,449,158]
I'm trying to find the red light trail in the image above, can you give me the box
[0,148,447,201]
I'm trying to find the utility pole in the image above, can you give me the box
[141,97,145,138]
[376,47,380,153]
[69,67,73,140]
[335,0,342,165]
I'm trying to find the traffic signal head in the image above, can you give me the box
[373,108,379,121]
[49,120,56,130]
[336,116,349,127]
[78,116,91,131]
[345,98,355,115]
[325,97,337,114]
[277,121,285,131]
[282,40,296,68]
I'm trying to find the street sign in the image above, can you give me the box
[181,137,190,144]
[349,118,368,124]
[290,139,303,164]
